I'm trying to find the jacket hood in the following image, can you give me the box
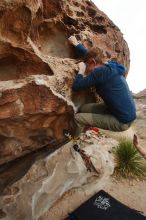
[107,61,127,75]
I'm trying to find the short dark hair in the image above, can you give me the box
[83,47,105,64]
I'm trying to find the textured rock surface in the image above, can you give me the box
[0,133,118,220]
[0,0,130,165]
[134,89,146,118]
[133,89,146,147]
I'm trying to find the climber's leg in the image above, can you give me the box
[74,112,131,137]
[79,103,109,114]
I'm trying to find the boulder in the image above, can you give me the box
[0,0,129,218]
[0,132,118,220]
[0,0,130,165]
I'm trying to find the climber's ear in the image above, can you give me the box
[86,58,97,66]
[85,58,96,73]
[91,58,96,65]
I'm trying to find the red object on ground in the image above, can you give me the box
[89,127,100,133]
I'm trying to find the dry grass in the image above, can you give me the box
[114,139,146,179]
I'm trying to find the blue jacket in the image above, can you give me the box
[72,44,136,123]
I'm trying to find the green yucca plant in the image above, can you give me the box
[114,139,146,179]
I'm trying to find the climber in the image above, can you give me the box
[68,36,136,137]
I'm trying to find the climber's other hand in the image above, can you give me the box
[78,62,86,75]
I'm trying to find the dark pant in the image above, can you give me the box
[75,103,132,136]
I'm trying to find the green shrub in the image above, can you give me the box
[114,139,146,179]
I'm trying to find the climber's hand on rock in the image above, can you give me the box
[68,36,79,46]
[78,62,86,75]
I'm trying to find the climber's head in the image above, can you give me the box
[84,47,105,73]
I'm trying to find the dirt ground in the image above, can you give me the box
[42,178,146,220]
[41,116,146,220]
[105,116,146,214]
[104,178,146,215]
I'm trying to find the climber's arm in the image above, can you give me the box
[75,43,88,57]
[72,63,109,91]
[135,145,146,160]
[68,36,88,57]
[133,134,146,160]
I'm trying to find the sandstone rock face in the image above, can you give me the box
[0,0,130,166]
[0,133,118,220]
[0,0,129,218]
